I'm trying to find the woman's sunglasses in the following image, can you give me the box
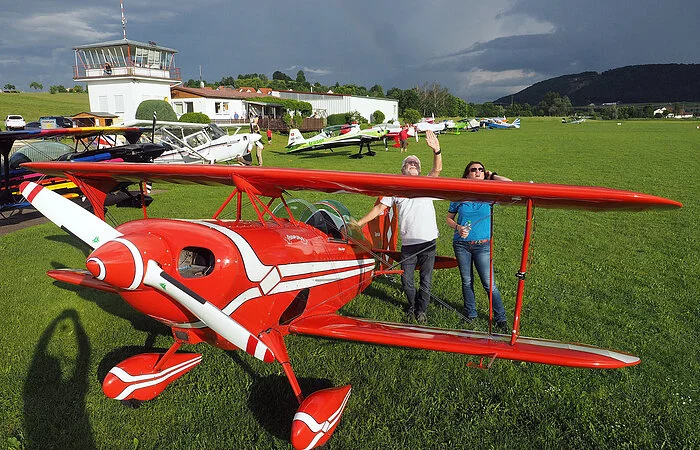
[470,167,485,173]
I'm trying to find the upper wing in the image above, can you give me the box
[0,126,148,143]
[20,162,682,210]
[289,314,639,369]
[0,126,149,155]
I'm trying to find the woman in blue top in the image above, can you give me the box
[446,161,512,333]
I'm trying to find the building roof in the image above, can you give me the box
[171,86,269,100]
[278,89,345,97]
[73,39,177,53]
[71,111,120,119]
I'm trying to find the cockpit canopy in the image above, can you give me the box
[272,199,363,241]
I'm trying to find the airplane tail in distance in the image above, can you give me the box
[287,129,305,146]
[361,200,398,264]
[513,118,521,128]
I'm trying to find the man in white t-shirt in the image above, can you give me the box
[356,130,443,324]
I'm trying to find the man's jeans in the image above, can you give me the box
[453,240,506,322]
[400,240,437,315]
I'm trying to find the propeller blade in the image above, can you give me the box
[142,260,274,363]
[20,181,122,249]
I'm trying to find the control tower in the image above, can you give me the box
[73,39,181,122]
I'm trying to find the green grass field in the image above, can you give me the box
[0,92,89,125]
[1,117,698,449]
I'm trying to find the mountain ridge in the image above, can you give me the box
[494,64,700,106]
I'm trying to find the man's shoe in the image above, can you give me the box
[416,312,427,324]
[495,321,510,334]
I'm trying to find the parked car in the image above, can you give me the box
[5,115,26,130]
[39,116,74,129]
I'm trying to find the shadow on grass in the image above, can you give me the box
[47,263,171,340]
[224,351,334,441]
[23,309,95,450]
[362,279,405,309]
[46,233,93,257]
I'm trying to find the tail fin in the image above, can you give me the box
[512,118,521,128]
[287,129,305,147]
[361,199,398,256]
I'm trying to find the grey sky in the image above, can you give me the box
[1,1,697,103]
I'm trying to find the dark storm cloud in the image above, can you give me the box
[1,1,698,103]
[421,0,700,101]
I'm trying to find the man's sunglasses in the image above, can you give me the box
[470,167,485,173]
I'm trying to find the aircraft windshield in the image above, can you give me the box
[206,124,227,140]
[9,141,73,169]
[272,198,363,241]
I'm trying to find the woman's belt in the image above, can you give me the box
[465,239,490,244]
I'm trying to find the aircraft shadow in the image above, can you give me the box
[270,149,354,159]
[23,309,96,450]
[46,234,92,257]
[362,276,406,309]
[224,351,334,440]
[48,263,171,339]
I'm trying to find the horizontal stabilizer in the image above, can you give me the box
[289,315,640,369]
[374,250,458,269]
[47,269,121,293]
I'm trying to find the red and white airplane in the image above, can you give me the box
[19,162,681,449]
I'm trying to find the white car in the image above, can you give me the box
[5,115,26,130]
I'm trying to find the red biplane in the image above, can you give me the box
[19,161,681,449]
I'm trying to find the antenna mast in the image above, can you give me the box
[120,0,128,40]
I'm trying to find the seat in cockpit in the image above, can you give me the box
[305,209,344,239]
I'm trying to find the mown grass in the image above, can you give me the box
[1,118,698,449]
[0,92,89,125]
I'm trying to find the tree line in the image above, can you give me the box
[185,70,669,120]
[184,70,475,119]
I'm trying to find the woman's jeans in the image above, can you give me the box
[453,240,506,322]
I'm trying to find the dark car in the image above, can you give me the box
[38,116,74,129]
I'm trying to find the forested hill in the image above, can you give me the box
[494,64,700,106]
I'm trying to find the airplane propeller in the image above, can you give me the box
[20,181,274,363]
[20,181,121,249]
[141,260,274,363]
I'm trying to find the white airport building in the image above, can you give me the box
[74,39,398,125]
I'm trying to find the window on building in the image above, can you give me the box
[99,96,108,111]
[174,102,184,115]
[215,102,230,114]
[114,95,124,114]
[186,102,194,113]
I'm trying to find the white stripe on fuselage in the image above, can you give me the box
[169,220,375,328]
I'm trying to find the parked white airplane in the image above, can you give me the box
[123,120,263,164]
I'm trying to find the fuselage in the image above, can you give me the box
[113,218,375,349]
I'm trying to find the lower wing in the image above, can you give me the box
[289,314,639,369]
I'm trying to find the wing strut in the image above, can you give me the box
[511,198,534,345]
